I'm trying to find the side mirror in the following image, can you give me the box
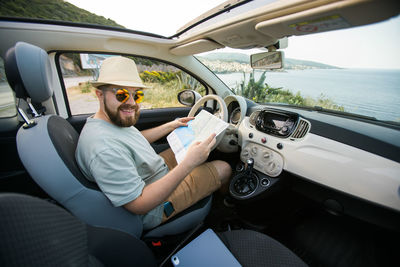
[178,90,202,107]
[250,51,284,69]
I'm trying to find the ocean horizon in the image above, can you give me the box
[218,68,400,123]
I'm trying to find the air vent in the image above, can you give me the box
[291,118,311,139]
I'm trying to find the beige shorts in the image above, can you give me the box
[159,148,221,222]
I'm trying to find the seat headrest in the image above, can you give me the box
[4,42,53,102]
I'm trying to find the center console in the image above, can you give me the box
[229,158,281,200]
[229,108,298,201]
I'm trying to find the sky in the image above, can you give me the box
[66,0,224,36]
[66,0,400,69]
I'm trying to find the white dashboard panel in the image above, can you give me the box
[239,117,400,212]
[240,143,283,177]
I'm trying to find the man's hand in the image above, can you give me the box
[181,133,216,169]
[141,117,194,143]
[167,117,195,131]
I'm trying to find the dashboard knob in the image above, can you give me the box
[267,162,276,171]
[271,162,276,169]
[263,152,271,161]
[250,146,258,156]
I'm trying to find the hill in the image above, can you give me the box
[198,53,250,64]
[284,58,340,69]
[198,52,340,72]
[0,0,124,28]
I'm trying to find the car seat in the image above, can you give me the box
[0,193,158,267]
[4,41,212,239]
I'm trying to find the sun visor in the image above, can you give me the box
[170,39,224,56]
[255,0,399,38]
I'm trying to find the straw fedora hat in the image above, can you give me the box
[91,56,149,88]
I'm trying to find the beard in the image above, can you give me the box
[104,98,140,127]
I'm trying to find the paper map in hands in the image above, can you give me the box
[167,110,229,163]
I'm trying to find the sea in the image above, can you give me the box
[217,68,400,123]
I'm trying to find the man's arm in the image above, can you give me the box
[123,133,216,214]
[141,117,194,143]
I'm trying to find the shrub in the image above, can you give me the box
[80,81,92,93]
[140,71,205,108]
[234,71,345,111]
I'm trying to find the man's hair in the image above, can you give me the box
[98,84,111,91]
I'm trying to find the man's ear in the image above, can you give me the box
[95,89,103,100]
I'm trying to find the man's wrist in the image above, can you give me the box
[179,158,196,173]
[166,121,175,132]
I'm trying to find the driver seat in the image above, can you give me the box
[4,41,212,239]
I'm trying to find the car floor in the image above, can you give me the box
[205,190,399,267]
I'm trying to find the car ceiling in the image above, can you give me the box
[170,0,400,55]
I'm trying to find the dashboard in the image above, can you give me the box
[222,95,400,214]
[240,108,311,178]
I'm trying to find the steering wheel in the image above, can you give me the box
[188,94,228,150]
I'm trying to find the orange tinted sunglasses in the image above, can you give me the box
[111,88,144,104]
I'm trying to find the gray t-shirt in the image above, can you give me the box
[75,118,168,229]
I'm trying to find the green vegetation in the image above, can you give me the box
[139,70,206,108]
[234,71,344,111]
[142,82,183,108]
[80,81,91,93]
[137,74,205,109]
[0,0,124,28]
[140,70,205,92]
[140,71,180,85]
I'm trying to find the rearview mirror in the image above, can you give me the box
[250,51,284,69]
[177,90,202,107]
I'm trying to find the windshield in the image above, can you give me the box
[196,16,400,124]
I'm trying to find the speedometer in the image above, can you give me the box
[230,107,241,125]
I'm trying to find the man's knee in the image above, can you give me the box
[211,160,232,184]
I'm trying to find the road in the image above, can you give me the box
[64,76,99,114]
[64,76,93,89]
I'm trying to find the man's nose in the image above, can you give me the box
[125,93,137,105]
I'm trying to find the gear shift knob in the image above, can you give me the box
[245,158,254,176]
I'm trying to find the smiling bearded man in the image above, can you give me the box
[75,56,231,230]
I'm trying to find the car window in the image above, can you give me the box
[0,57,17,118]
[59,53,206,115]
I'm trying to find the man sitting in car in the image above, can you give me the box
[75,56,231,230]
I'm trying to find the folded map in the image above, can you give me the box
[167,110,229,163]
